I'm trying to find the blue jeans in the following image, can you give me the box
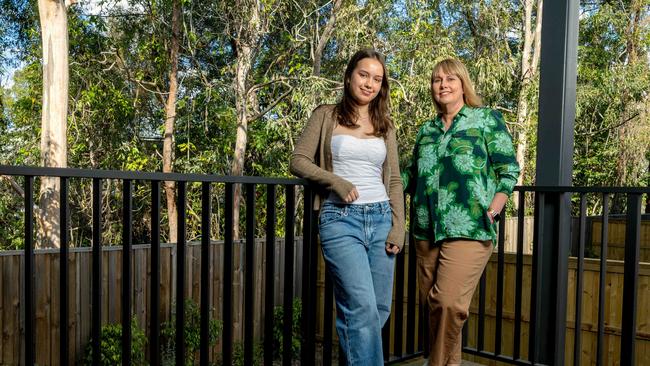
[319,200,395,366]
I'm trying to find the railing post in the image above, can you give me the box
[534,0,579,363]
[532,191,571,365]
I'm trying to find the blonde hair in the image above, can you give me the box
[430,58,482,113]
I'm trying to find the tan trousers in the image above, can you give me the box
[416,239,493,366]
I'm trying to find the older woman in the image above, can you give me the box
[402,58,520,366]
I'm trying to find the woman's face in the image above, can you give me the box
[432,69,465,110]
[348,57,384,106]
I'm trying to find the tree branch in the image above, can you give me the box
[248,87,294,122]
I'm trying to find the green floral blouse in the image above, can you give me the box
[402,106,520,244]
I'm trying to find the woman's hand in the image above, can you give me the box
[487,192,509,224]
[344,187,359,203]
[385,243,400,254]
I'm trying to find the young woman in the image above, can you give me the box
[290,49,405,365]
[403,58,520,365]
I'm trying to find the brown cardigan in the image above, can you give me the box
[289,104,406,249]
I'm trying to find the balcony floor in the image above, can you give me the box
[397,358,485,366]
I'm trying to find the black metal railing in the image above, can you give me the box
[0,165,318,366]
[459,186,647,366]
[0,165,647,365]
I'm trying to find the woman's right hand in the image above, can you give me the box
[344,187,359,203]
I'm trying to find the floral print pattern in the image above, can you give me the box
[402,106,520,244]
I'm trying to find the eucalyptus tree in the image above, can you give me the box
[573,0,649,212]
[37,0,72,248]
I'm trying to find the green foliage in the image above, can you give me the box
[160,298,222,365]
[272,298,302,360]
[212,341,264,366]
[82,319,147,366]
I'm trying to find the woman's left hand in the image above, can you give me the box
[385,243,400,254]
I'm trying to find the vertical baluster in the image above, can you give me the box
[150,181,161,366]
[264,185,276,366]
[393,248,405,358]
[596,193,609,366]
[222,183,234,366]
[529,191,545,364]
[282,185,295,366]
[244,184,256,366]
[573,193,586,366]
[301,186,315,365]
[92,178,102,366]
[24,176,35,366]
[495,210,506,356]
[621,194,641,366]
[175,181,186,366]
[121,179,132,366]
[323,270,334,366]
[406,194,417,355]
[513,191,525,360]
[200,182,211,366]
[477,270,486,351]
[60,177,69,366]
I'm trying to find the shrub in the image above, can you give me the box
[272,298,302,360]
[160,298,222,365]
[83,318,147,366]
[212,341,263,366]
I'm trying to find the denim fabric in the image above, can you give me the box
[319,200,395,366]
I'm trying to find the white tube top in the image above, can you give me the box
[327,134,389,204]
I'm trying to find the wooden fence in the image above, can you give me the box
[0,239,304,365]
[462,254,650,366]
[499,216,650,262]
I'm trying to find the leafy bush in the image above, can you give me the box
[272,298,302,360]
[161,298,222,365]
[83,318,147,366]
[213,341,263,366]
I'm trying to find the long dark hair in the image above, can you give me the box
[335,49,392,138]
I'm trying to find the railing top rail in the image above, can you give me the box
[0,165,307,185]
[515,185,650,194]
[2,165,649,193]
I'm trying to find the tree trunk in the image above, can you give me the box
[231,44,255,240]
[38,0,69,248]
[230,1,263,240]
[513,0,542,209]
[162,0,181,244]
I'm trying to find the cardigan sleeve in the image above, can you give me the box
[289,105,355,199]
[385,128,406,249]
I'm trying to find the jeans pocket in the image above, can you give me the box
[319,205,345,226]
[382,202,393,216]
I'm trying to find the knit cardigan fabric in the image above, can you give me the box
[289,104,406,249]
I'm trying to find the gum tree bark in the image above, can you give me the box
[37,0,70,248]
[162,0,181,243]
